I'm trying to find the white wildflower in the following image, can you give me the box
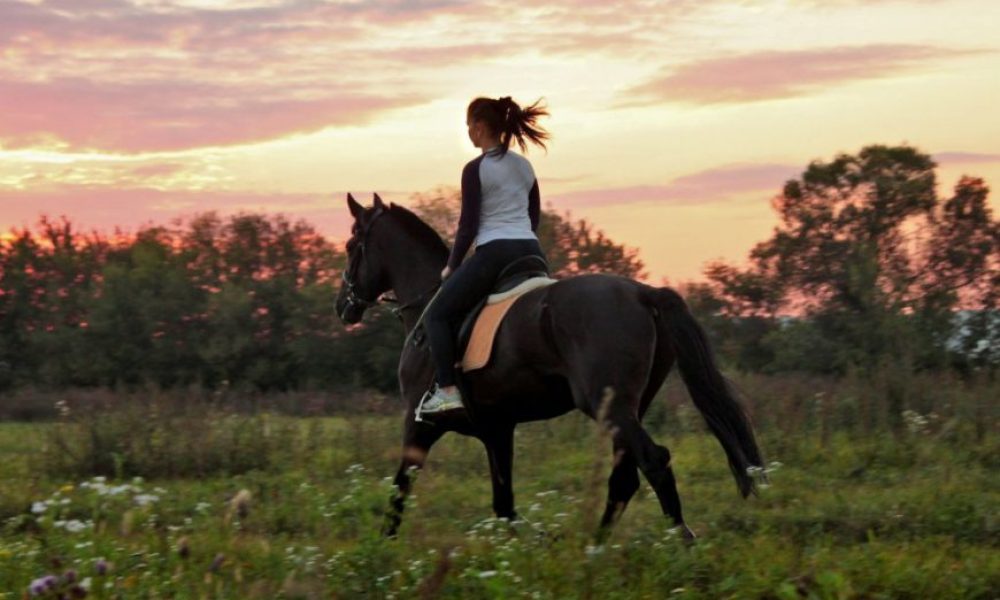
[108,485,130,496]
[54,519,91,533]
[133,494,159,507]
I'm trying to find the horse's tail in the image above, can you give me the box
[647,286,764,497]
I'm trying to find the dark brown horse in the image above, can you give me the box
[335,193,764,539]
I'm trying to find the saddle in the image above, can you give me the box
[414,255,556,371]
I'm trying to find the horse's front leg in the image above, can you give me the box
[383,413,445,537]
[482,423,518,521]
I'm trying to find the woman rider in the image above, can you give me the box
[419,96,551,414]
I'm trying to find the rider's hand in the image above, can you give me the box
[441,266,452,280]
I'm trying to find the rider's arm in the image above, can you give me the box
[528,179,540,232]
[447,158,483,269]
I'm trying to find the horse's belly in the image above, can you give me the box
[467,371,575,422]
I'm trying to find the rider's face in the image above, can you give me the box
[466,118,486,148]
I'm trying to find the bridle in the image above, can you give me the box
[340,206,386,319]
[340,206,440,322]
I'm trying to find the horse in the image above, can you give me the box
[335,193,764,540]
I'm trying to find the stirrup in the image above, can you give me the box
[415,385,463,422]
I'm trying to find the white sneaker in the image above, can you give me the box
[417,386,464,418]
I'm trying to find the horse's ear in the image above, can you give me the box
[347,193,364,219]
[373,193,386,211]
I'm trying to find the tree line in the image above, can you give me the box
[0,201,644,393]
[0,144,995,395]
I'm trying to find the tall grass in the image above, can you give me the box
[0,374,997,598]
[39,399,297,479]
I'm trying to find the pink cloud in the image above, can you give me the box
[0,78,419,152]
[0,0,722,155]
[0,0,466,53]
[0,0,484,152]
[548,163,800,209]
[624,45,986,105]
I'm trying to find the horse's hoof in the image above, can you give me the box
[499,512,519,523]
[381,519,401,539]
[679,524,697,545]
[593,527,611,546]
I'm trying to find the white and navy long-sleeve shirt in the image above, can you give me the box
[448,148,540,269]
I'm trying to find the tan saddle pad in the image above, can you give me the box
[460,277,556,371]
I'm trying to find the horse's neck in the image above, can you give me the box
[387,238,446,334]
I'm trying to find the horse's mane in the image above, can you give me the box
[387,203,449,258]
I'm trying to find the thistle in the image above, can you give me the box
[177,536,191,560]
[94,558,110,576]
[27,574,57,596]
[229,489,252,521]
[208,553,225,573]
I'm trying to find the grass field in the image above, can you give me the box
[0,377,997,599]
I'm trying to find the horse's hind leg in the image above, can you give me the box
[383,417,444,537]
[597,440,639,540]
[598,352,675,538]
[607,408,694,539]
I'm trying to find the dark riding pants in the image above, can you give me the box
[425,238,545,387]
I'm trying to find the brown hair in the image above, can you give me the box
[467,96,549,155]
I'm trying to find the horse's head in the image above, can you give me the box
[336,192,392,324]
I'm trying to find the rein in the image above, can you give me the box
[382,284,441,321]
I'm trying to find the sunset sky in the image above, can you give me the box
[1,0,998,282]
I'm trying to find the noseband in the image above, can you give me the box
[340,270,377,314]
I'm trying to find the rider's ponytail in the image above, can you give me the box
[468,96,549,155]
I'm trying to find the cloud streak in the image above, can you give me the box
[624,44,985,105]
[933,151,1000,165]
[549,163,800,209]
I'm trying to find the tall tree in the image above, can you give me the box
[707,145,998,372]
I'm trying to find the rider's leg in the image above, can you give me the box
[422,239,543,412]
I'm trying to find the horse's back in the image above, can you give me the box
[542,274,659,371]
[469,274,659,413]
